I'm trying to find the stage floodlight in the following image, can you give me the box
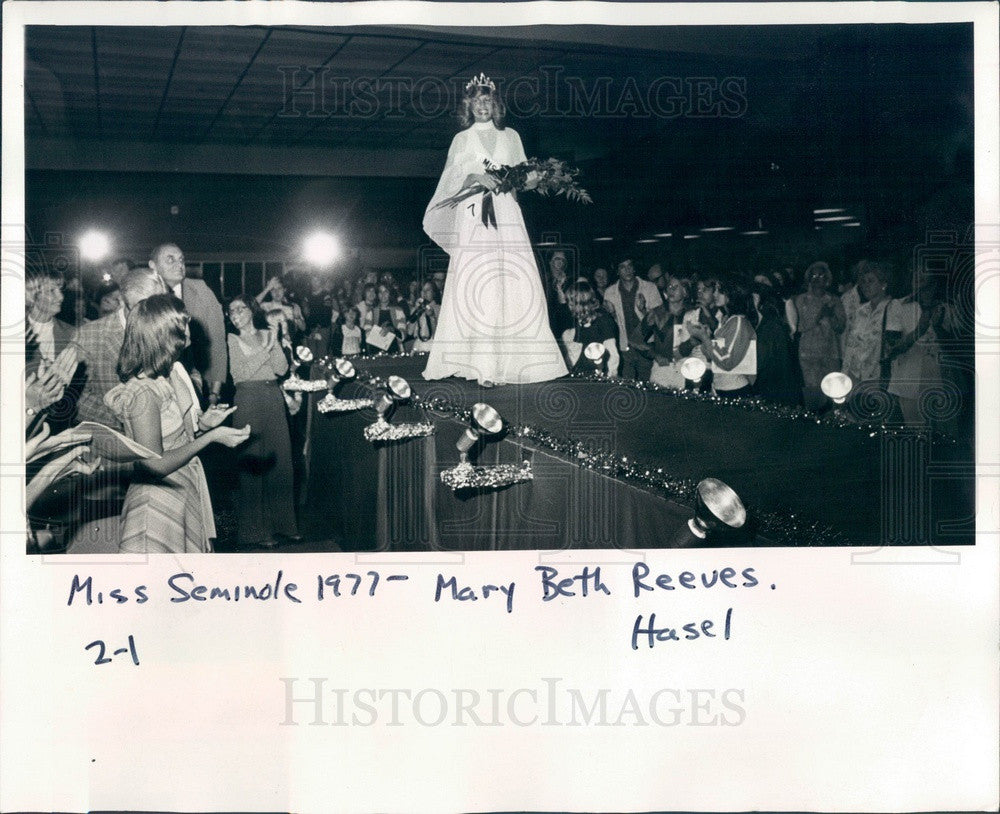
[680,356,707,384]
[688,478,747,540]
[441,402,531,491]
[821,371,853,404]
[364,375,433,442]
[79,230,111,263]
[303,232,341,267]
[584,341,608,376]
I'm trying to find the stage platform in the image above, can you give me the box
[301,355,975,551]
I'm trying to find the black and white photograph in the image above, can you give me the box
[1,2,997,813]
[14,14,982,553]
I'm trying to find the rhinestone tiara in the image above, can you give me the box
[465,72,496,93]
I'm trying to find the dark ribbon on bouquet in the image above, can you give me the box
[481,192,498,228]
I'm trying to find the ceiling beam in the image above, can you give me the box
[27,137,444,178]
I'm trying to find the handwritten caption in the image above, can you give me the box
[67,563,773,663]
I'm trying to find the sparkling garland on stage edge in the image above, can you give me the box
[363,417,435,443]
[564,372,958,443]
[334,353,955,443]
[317,394,375,413]
[440,461,534,491]
[358,372,848,546]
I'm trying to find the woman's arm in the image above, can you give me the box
[290,303,306,333]
[256,277,276,305]
[264,329,289,376]
[392,307,407,334]
[26,446,101,509]
[604,339,621,378]
[560,328,582,368]
[127,386,249,477]
[830,295,847,333]
[704,317,753,371]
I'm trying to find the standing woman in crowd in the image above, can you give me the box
[407,280,441,353]
[105,294,250,553]
[793,261,846,410]
[257,274,306,337]
[688,277,757,397]
[753,283,802,405]
[405,280,422,317]
[226,295,300,548]
[357,283,378,338]
[591,267,609,301]
[632,274,693,390]
[330,306,365,356]
[678,274,722,392]
[370,283,407,353]
[841,262,894,406]
[560,280,620,376]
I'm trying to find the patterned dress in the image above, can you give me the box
[105,376,215,553]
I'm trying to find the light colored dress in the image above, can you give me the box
[885,300,943,426]
[422,122,568,385]
[842,298,892,384]
[105,376,215,553]
[794,291,846,410]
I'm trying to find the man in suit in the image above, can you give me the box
[149,243,227,405]
[603,257,663,380]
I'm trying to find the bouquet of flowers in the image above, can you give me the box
[434,157,592,227]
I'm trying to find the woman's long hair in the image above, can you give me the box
[458,88,506,129]
[117,293,189,382]
[565,280,601,324]
[719,278,754,320]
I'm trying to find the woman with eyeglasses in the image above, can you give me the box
[226,295,300,549]
[104,294,251,553]
[793,261,846,410]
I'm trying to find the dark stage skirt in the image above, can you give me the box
[232,379,298,546]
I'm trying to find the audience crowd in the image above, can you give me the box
[22,240,970,554]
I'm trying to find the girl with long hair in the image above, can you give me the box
[226,294,300,548]
[104,294,250,553]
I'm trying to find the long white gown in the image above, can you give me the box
[422,122,568,385]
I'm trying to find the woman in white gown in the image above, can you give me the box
[422,74,568,386]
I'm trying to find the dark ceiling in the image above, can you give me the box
[24,23,974,263]
[25,24,828,155]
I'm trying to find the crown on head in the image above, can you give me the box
[465,72,496,93]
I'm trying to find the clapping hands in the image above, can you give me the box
[26,422,92,464]
[26,345,80,413]
[687,322,710,341]
[26,433,102,509]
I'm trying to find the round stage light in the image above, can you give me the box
[584,341,607,362]
[456,403,504,461]
[333,358,356,381]
[303,232,341,266]
[79,230,111,263]
[679,356,707,382]
[689,478,747,539]
[821,371,853,404]
[471,403,504,435]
